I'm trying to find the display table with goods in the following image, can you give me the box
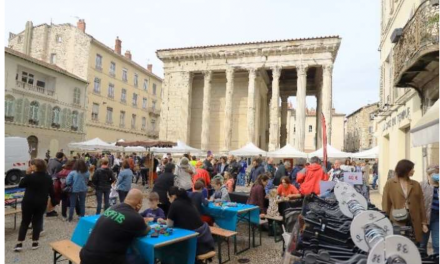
[5,186,24,229]
[283,182,439,264]
[71,215,198,264]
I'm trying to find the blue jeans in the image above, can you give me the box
[95,189,110,215]
[69,192,86,221]
[372,174,378,189]
[421,209,439,254]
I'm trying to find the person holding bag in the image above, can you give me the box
[382,159,428,243]
[92,158,116,214]
[66,159,90,222]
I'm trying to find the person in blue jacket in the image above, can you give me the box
[66,159,90,222]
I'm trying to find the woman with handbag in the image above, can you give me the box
[66,159,90,222]
[54,160,80,220]
[382,159,428,243]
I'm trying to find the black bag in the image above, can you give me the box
[62,185,72,193]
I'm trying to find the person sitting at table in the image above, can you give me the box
[189,180,214,226]
[194,179,209,199]
[277,176,301,200]
[211,177,231,202]
[152,163,176,216]
[140,192,165,223]
[80,189,150,264]
[247,174,270,217]
[224,171,235,193]
[167,187,215,257]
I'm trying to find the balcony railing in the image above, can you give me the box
[147,130,159,138]
[16,80,55,96]
[394,1,439,85]
[148,107,160,116]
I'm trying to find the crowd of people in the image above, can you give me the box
[12,150,439,261]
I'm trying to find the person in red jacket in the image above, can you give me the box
[297,156,329,195]
[192,161,211,189]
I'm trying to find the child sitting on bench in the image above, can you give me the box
[211,177,231,202]
[140,192,165,223]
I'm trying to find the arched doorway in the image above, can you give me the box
[27,136,38,159]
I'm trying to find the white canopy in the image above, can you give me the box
[150,140,204,155]
[308,144,352,158]
[229,142,267,157]
[68,138,122,152]
[351,146,379,159]
[411,100,439,147]
[267,144,308,158]
[111,142,147,153]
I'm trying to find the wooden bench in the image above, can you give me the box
[5,209,21,230]
[196,250,216,263]
[49,240,81,264]
[264,215,284,243]
[210,226,237,264]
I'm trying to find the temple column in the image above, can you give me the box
[201,70,212,151]
[280,95,289,147]
[184,72,193,144]
[315,81,323,149]
[322,64,333,145]
[247,68,257,144]
[222,68,235,152]
[295,64,308,151]
[268,66,281,151]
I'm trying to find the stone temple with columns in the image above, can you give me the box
[156,36,341,153]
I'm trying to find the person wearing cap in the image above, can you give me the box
[175,157,195,191]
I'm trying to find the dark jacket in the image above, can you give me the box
[227,160,241,179]
[47,158,63,177]
[215,163,229,176]
[92,167,116,191]
[203,159,214,178]
[152,172,175,205]
[249,164,265,184]
[247,184,266,214]
[19,172,55,208]
[194,222,215,255]
[273,164,287,186]
[290,166,303,188]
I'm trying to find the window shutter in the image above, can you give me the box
[39,103,47,127]
[79,112,84,132]
[66,109,72,128]
[23,99,30,123]
[15,98,23,123]
[47,104,53,126]
[60,108,67,128]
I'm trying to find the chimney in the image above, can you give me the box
[147,64,153,72]
[124,50,132,60]
[23,21,33,55]
[115,37,122,55]
[77,19,86,33]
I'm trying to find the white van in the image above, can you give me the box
[5,137,31,184]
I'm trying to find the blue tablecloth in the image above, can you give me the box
[71,215,198,264]
[202,202,260,231]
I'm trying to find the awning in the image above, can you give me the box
[229,142,267,157]
[68,138,123,152]
[267,144,308,158]
[351,146,379,159]
[410,100,439,147]
[308,144,352,159]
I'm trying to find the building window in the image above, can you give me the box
[50,53,57,64]
[119,111,125,127]
[121,89,127,103]
[93,77,101,93]
[92,103,99,120]
[142,98,147,109]
[52,107,61,127]
[152,100,157,110]
[142,117,146,130]
[143,79,148,91]
[109,62,116,76]
[73,88,81,105]
[153,83,157,95]
[106,107,113,124]
[370,113,375,120]
[36,80,46,88]
[369,139,373,147]
[72,111,79,129]
[134,74,138,87]
[95,54,102,70]
[131,114,136,129]
[108,83,115,98]
[293,126,296,133]
[5,96,15,121]
[369,126,373,134]
[122,68,128,82]
[22,72,34,85]
[132,93,138,107]
[151,120,156,131]
[308,125,313,133]
[29,101,39,125]
[56,35,62,43]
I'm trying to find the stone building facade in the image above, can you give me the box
[376,0,438,190]
[8,20,163,143]
[5,47,88,158]
[156,37,341,153]
[344,103,379,152]
[287,107,345,152]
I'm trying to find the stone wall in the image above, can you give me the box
[345,104,379,152]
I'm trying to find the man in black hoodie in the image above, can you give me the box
[92,159,116,214]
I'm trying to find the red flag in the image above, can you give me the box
[321,113,327,168]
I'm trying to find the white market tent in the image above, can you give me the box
[410,99,439,147]
[150,140,204,155]
[308,144,352,159]
[351,146,379,159]
[68,138,122,152]
[111,141,147,153]
[229,142,267,157]
[267,143,308,158]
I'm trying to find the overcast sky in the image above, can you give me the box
[5,0,380,115]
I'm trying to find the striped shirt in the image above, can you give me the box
[432,187,439,211]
